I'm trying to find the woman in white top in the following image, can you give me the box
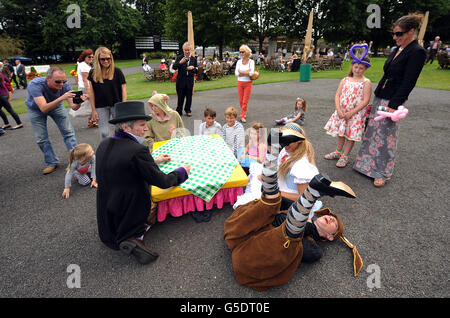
[235,44,255,123]
[75,49,94,124]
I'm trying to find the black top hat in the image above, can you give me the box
[109,101,152,124]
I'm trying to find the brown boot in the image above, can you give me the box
[42,164,61,175]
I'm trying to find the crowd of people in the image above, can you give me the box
[2,14,429,292]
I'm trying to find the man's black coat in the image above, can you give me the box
[96,132,183,250]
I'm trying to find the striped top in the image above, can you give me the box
[222,121,245,157]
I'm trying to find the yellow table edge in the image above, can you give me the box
[151,135,249,202]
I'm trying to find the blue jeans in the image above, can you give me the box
[28,104,77,166]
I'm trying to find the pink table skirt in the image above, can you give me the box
[157,187,244,222]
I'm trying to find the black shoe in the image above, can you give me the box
[119,238,159,264]
[202,210,213,222]
[309,173,356,198]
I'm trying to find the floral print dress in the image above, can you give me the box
[353,97,399,181]
[324,77,370,141]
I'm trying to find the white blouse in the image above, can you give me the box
[277,148,319,194]
[235,59,255,82]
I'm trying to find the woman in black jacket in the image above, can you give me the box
[353,14,426,187]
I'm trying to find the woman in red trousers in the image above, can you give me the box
[235,44,255,123]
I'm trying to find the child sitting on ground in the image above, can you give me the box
[239,122,267,174]
[222,106,245,158]
[62,143,97,199]
[144,91,185,150]
[275,97,307,126]
[199,107,222,136]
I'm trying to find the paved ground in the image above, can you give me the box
[1,78,449,299]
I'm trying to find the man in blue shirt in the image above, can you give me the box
[26,67,86,174]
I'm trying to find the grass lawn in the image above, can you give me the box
[9,57,450,114]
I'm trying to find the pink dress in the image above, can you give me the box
[324,77,370,141]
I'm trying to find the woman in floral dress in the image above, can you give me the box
[353,14,426,187]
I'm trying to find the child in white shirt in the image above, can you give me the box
[199,107,222,136]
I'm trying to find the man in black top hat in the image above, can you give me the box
[96,101,191,264]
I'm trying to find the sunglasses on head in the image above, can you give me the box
[54,80,67,84]
[100,57,112,61]
[391,31,406,37]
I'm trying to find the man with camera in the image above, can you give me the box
[25,66,87,175]
[172,42,198,117]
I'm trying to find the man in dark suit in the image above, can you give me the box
[96,101,190,264]
[172,42,198,117]
[15,60,27,89]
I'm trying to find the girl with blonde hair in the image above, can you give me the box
[234,123,321,211]
[277,123,319,210]
[88,47,127,140]
[62,143,97,199]
[235,44,255,123]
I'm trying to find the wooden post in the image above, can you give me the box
[417,11,429,47]
[302,11,314,64]
[188,11,195,56]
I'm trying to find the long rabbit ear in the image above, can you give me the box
[340,236,363,277]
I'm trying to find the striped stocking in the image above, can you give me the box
[285,185,321,238]
[261,153,279,196]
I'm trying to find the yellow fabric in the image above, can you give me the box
[341,236,364,277]
[151,135,249,202]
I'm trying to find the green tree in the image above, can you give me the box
[239,0,283,53]
[0,0,144,61]
[0,0,61,60]
[42,0,144,56]
[0,35,24,59]
[126,0,166,36]
[164,0,244,58]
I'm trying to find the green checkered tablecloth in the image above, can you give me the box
[152,135,239,202]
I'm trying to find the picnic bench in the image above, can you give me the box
[437,51,450,69]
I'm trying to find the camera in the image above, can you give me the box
[72,91,83,104]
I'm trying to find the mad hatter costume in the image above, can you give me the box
[96,101,189,264]
[224,133,362,291]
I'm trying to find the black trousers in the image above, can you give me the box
[18,75,27,88]
[176,85,193,115]
[0,95,22,125]
[428,49,438,64]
